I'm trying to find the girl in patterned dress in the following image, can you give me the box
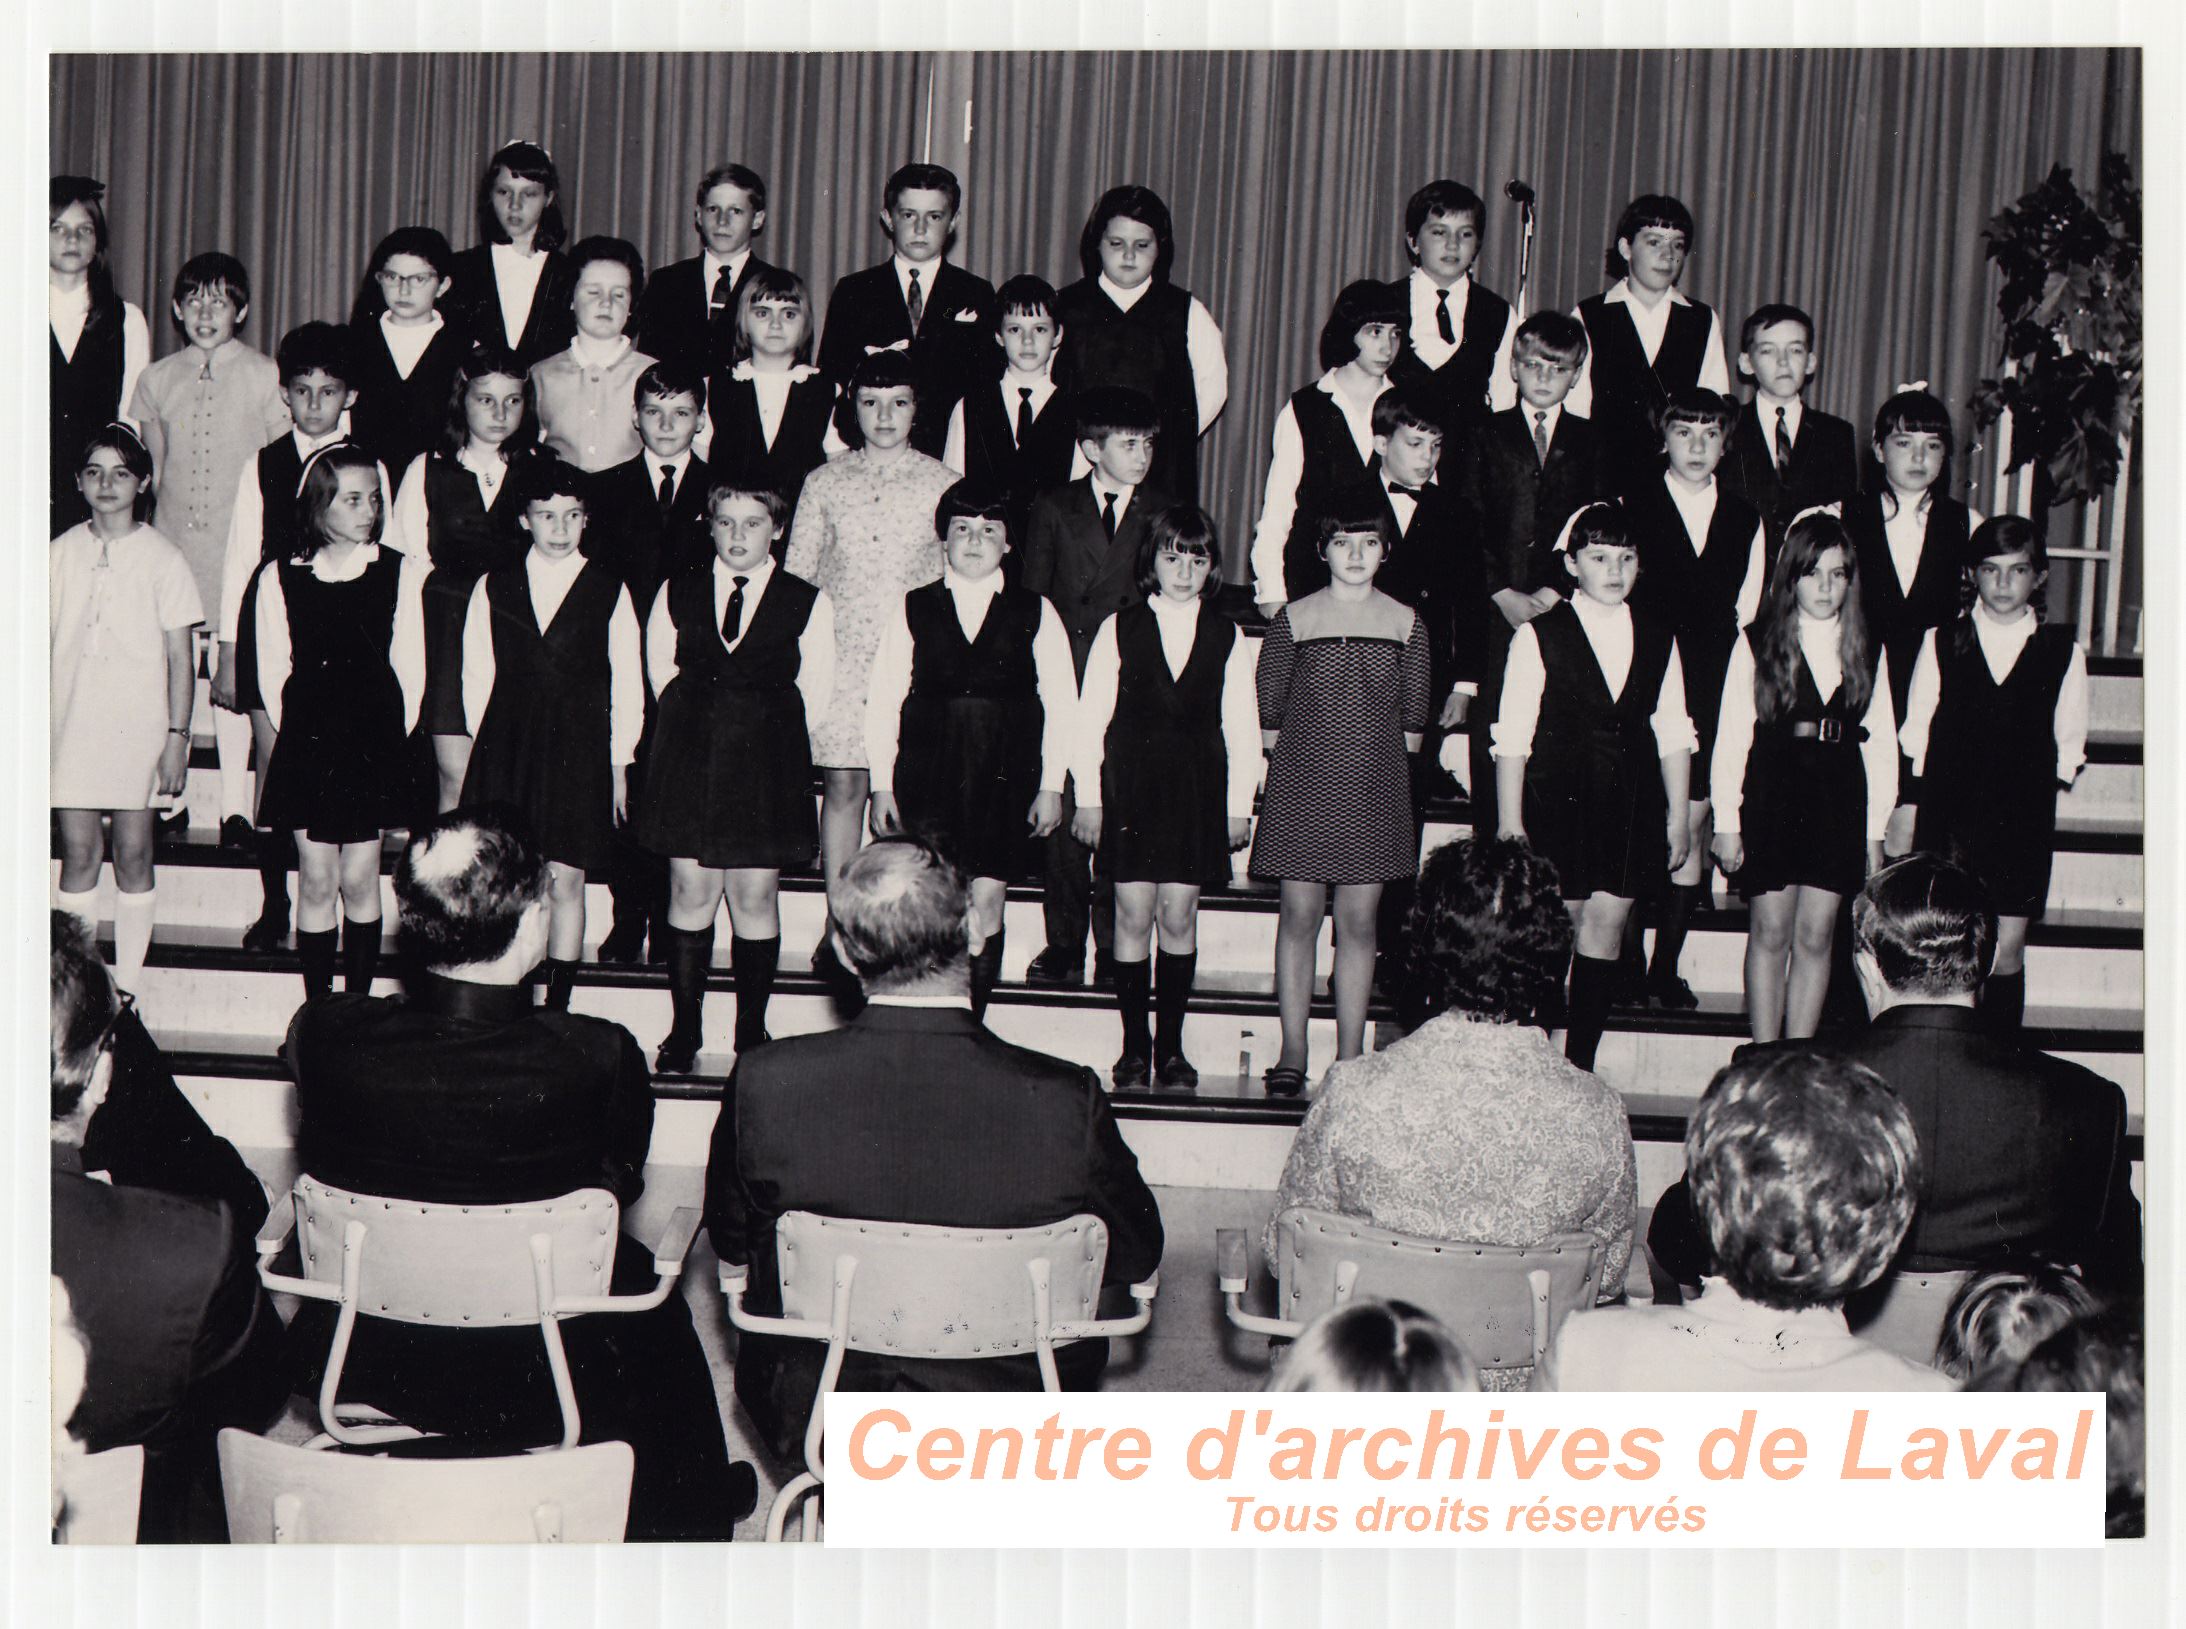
[1250,498,1434,1094]
[782,350,954,914]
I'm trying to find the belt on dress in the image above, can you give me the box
[1787,719,1864,743]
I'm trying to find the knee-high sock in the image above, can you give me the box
[256,828,293,921]
[297,926,339,1002]
[730,934,780,1049]
[664,923,714,1045]
[969,927,1006,1022]
[113,888,156,991]
[540,956,577,1012]
[213,707,253,823]
[342,915,383,993]
[1649,885,1697,980]
[1566,952,1618,1072]
[56,885,99,936]
[1982,969,2026,1033]
[1155,950,1197,1061]
[1113,956,1152,1058]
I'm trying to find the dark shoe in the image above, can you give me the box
[1092,951,1119,989]
[726,1461,760,1523]
[156,809,190,840]
[1023,949,1085,987]
[1156,1053,1200,1090]
[1610,950,1649,1007]
[1110,1053,1152,1091]
[810,930,851,984]
[596,919,646,963]
[654,1027,702,1076]
[1262,1064,1309,1098]
[1648,972,1700,1011]
[241,908,290,954]
[219,814,254,849]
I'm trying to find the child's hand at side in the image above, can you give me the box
[1666,812,1691,872]
[210,643,240,713]
[155,734,189,799]
[1028,791,1063,838]
[611,765,628,824]
[869,791,904,838]
[1227,817,1252,852]
[1072,804,1103,848]
[1711,832,1743,875]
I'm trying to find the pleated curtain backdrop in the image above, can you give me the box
[52,49,2138,583]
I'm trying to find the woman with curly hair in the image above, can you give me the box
[1261,835,1636,1308]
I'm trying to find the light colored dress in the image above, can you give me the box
[51,522,204,808]
[783,446,954,767]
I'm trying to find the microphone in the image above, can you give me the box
[1505,179,1536,206]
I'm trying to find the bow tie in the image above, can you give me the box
[1386,482,1423,498]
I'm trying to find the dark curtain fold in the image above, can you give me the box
[54,49,2138,586]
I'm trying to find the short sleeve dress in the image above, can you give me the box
[1248,590,1433,885]
[51,522,203,810]
[782,446,953,768]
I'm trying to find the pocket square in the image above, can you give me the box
[952,308,980,322]
[864,338,912,355]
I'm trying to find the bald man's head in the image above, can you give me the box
[395,808,552,972]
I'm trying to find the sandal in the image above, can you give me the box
[1262,1064,1308,1098]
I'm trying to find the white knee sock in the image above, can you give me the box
[55,885,100,935]
[113,888,156,992]
[213,707,253,823]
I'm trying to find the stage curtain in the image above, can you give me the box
[53,49,2138,585]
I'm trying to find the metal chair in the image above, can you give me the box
[1846,1268,1976,1367]
[217,1429,632,1542]
[1217,1209,1605,1373]
[720,1210,1160,1541]
[255,1175,701,1448]
[53,1445,144,1544]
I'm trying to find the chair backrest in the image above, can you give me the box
[291,1176,619,1325]
[54,1444,144,1544]
[218,1431,633,1543]
[775,1212,1110,1359]
[1845,1268,1975,1366]
[1271,1209,1605,1370]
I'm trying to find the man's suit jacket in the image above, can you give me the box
[1648,1006,2142,1293]
[1020,479,1175,673]
[816,260,998,458]
[633,253,780,379]
[1453,407,1607,603]
[1719,400,1862,557]
[584,453,713,603]
[52,1151,288,1540]
[704,1003,1165,1460]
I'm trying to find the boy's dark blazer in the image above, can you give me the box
[1020,478,1174,672]
[1720,399,1863,553]
[444,246,578,372]
[1354,472,1486,700]
[1455,406,1608,600]
[817,260,998,458]
[633,253,782,379]
[583,452,713,597]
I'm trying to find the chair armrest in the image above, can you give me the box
[251,1202,345,1302]
[1050,1272,1160,1343]
[652,1207,702,1277]
[1215,1228,1249,1293]
[718,1259,750,1299]
[556,1207,705,1315]
[254,1203,296,1261]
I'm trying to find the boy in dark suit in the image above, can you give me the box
[943,273,1077,539]
[816,162,997,459]
[1718,302,1862,561]
[1019,387,1171,985]
[1452,310,1607,807]
[1385,179,1518,448]
[582,360,712,962]
[633,163,779,384]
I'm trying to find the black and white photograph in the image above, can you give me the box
[17,6,2176,1623]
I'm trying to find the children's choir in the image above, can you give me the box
[52,156,2086,1077]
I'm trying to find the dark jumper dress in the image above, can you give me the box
[1914,619,2077,918]
[1100,601,1237,887]
[231,437,307,713]
[458,558,625,873]
[1051,278,1203,501]
[637,565,822,871]
[893,580,1045,882]
[256,551,410,845]
[419,455,531,735]
[1520,599,1678,901]
[1732,629,1881,900]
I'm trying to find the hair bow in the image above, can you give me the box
[294,439,359,499]
[1788,502,1843,527]
[496,137,553,163]
[1892,378,1931,395]
[1550,498,1622,555]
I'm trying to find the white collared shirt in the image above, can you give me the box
[730,359,826,450]
[253,543,427,733]
[1565,279,1731,418]
[893,253,945,322]
[942,368,1060,475]
[1881,493,1986,596]
[702,248,752,311]
[218,430,395,643]
[1898,605,2090,783]
[1247,368,1392,606]
[1088,474,1137,534]
[1711,615,1899,837]
[460,546,645,763]
[1073,595,1264,817]
[1663,473,1767,628]
[641,448,695,506]
[1492,590,1698,762]
[378,310,444,381]
[1404,267,1519,412]
[643,555,838,728]
[385,445,514,560]
[1762,396,1806,464]
[863,567,1078,799]
[490,241,551,349]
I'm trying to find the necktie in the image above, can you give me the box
[710,264,735,321]
[1101,491,1119,539]
[657,464,676,511]
[1015,387,1035,448]
[1775,406,1795,481]
[906,269,924,332]
[721,574,749,644]
[1435,287,1455,344]
[1533,412,1551,467]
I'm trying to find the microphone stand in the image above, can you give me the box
[1508,182,1538,319]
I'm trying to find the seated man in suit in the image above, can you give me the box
[706,837,1165,1463]
[1648,855,2141,1295]
[284,808,750,1541]
[50,912,288,1541]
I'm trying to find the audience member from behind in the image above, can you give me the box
[1265,837,1635,1302]
[1970,1307,2145,1538]
[1932,1261,2100,1382]
[283,808,747,1541]
[706,837,1163,1464]
[50,911,288,1541]
[1268,1299,1481,1393]
[1539,1049,1952,1392]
